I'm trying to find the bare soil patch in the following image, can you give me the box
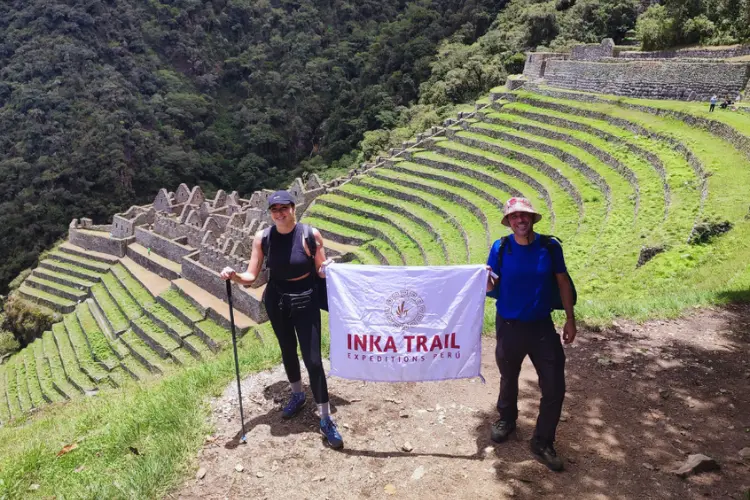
[170,305,750,499]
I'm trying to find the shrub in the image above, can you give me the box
[2,295,60,347]
[0,329,20,358]
[682,15,715,45]
[7,268,31,291]
[635,5,676,50]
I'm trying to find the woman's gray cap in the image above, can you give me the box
[268,190,296,207]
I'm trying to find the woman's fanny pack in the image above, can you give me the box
[272,285,314,316]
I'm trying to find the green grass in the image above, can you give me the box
[101,273,143,320]
[369,167,491,263]
[307,203,424,265]
[21,349,46,409]
[90,283,130,333]
[146,303,194,338]
[25,275,87,300]
[41,331,80,400]
[180,334,213,360]
[120,354,153,381]
[13,356,33,413]
[41,260,103,281]
[132,316,181,355]
[298,215,373,245]
[120,329,173,375]
[349,244,382,265]
[34,268,95,288]
[77,303,120,367]
[111,264,156,306]
[501,100,700,244]
[319,193,447,265]
[440,135,588,239]
[159,289,204,323]
[340,182,468,264]
[63,313,109,382]
[0,333,281,499]
[31,339,65,404]
[18,285,75,308]
[3,363,21,418]
[0,365,10,424]
[50,251,110,273]
[194,318,234,349]
[51,323,97,393]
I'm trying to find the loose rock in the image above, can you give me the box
[671,454,720,478]
[402,442,414,452]
[411,466,426,481]
[235,464,245,473]
[384,484,397,495]
[196,467,207,480]
[256,471,265,478]
[739,447,750,460]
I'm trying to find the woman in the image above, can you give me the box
[220,190,343,449]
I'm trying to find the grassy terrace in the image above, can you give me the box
[501,101,700,243]
[0,366,9,424]
[111,264,157,306]
[132,316,182,357]
[469,119,637,278]
[51,324,97,393]
[512,90,750,318]
[90,283,130,333]
[41,332,80,400]
[307,204,422,265]
[77,303,120,369]
[49,251,111,273]
[101,273,143,320]
[31,339,65,403]
[4,362,21,418]
[40,259,104,281]
[13,356,33,413]
[62,314,110,383]
[338,182,468,264]
[26,275,88,300]
[319,193,446,265]
[370,166,492,263]
[18,285,76,309]
[34,268,95,288]
[298,215,372,246]
[147,302,194,338]
[423,140,579,239]
[22,349,45,409]
[120,329,173,374]
[159,289,205,323]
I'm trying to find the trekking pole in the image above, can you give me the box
[226,279,247,444]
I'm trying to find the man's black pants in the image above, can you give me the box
[265,278,329,404]
[495,314,566,444]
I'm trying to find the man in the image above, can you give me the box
[710,95,717,112]
[485,197,576,472]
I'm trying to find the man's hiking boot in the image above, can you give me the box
[282,392,306,419]
[320,416,344,449]
[530,438,564,472]
[490,419,516,443]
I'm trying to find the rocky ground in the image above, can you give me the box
[170,305,750,499]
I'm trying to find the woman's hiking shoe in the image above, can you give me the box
[320,416,344,449]
[490,419,516,443]
[529,438,564,472]
[282,392,306,419]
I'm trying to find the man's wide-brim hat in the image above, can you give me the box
[501,197,542,227]
[268,190,296,208]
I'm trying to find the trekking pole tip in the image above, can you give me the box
[240,435,247,444]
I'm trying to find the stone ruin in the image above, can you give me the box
[68,175,326,322]
[521,38,750,101]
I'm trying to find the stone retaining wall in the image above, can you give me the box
[135,227,194,263]
[523,52,569,79]
[181,253,267,323]
[69,227,133,257]
[544,59,749,101]
[619,45,750,60]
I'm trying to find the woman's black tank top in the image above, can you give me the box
[266,224,311,281]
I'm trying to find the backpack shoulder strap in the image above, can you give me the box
[539,234,562,247]
[496,236,510,270]
[301,223,317,258]
[261,226,273,257]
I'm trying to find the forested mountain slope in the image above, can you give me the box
[0,0,505,292]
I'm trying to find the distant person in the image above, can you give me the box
[485,197,576,472]
[220,190,343,449]
[710,95,718,112]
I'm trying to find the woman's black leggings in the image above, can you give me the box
[264,277,329,404]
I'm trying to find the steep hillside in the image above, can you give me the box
[0,0,504,292]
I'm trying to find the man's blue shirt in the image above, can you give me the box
[486,233,567,321]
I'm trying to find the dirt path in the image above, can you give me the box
[171,306,750,499]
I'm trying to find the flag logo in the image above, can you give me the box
[384,289,425,329]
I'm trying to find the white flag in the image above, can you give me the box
[327,264,487,382]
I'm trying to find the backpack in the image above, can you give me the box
[261,223,329,311]
[496,234,577,311]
